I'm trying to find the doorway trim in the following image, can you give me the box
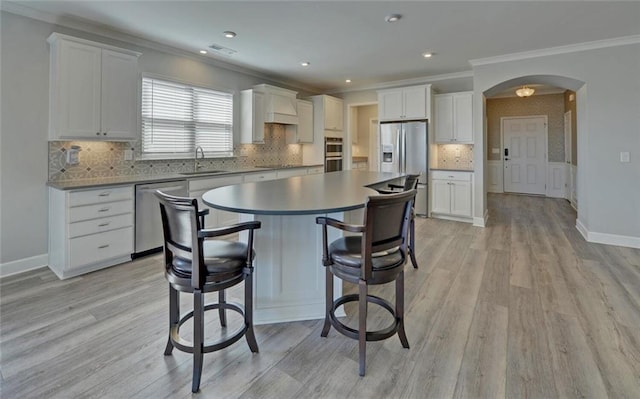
[500,115,548,194]
[368,118,379,171]
[346,101,378,170]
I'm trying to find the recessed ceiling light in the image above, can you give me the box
[422,52,433,58]
[199,50,207,54]
[345,79,352,83]
[223,31,236,38]
[301,61,311,67]
[385,14,402,23]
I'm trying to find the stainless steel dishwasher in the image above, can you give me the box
[134,180,188,256]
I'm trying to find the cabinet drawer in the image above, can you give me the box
[188,175,243,192]
[244,172,277,182]
[69,199,133,222]
[307,166,324,175]
[276,169,307,179]
[68,227,133,270]
[431,171,472,181]
[68,213,133,238]
[69,186,133,206]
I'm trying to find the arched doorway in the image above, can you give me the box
[482,75,585,221]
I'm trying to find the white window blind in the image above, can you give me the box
[141,77,233,157]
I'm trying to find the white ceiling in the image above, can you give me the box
[5,1,640,93]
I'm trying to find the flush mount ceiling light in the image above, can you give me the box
[223,31,236,38]
[516,86,535,97]
[385,14,402,23]
[199,50,207,54]
[345,79,352,83]
[301,61,310,67]
[422,52,433,58]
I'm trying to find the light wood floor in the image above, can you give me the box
[2,193,640,398]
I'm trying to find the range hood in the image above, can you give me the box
[254,84,299,125]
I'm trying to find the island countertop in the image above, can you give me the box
[202,170,404,216]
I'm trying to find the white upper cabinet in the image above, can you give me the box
[286,99,313,144]
[48,33,140,141]
[434,91,473,143]
[240,89,265,144]
[378,84,431,121]
[311,95,343,138]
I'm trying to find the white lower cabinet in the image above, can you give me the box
[276,168,308,179]
[188,175,244,229]
[431,171,472,220]
[48,185,134,279]
[243,171,278,183]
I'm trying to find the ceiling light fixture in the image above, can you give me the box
[301,61,310,67]
[199,50,207,54]
[223,31,237,38]
[385,14,402,23]
[422,52,433,58]
[516,86,535,97]
[345,79,352,83]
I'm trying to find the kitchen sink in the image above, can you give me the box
[179,170,228,175]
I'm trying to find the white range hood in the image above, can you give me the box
[254,84,299,125]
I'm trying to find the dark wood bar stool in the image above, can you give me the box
[156,191,261,393]
[316,189,416,376]
[375,174,420,268]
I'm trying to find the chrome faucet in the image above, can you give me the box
[194,145,205,172]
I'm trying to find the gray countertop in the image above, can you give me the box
[47,164,323,190]
[202,170,404,215]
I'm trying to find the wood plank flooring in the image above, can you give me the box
[2,193,640,398]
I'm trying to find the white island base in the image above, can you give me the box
[240,211,353,325]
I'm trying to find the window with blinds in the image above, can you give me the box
[141,77,234,157]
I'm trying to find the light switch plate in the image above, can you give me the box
[492,148,500,154]
[620,151,630,163]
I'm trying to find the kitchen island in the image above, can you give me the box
[202,170,403,324]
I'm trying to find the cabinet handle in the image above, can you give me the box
[98,244,110,249]
[103,132,107,136]
[98,222,110,227]
[98,192,111,197]
[98,207,110,212]
[96,132,100,136]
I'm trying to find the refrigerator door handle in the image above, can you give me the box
[400,128,407,173]
[396,128,402,173]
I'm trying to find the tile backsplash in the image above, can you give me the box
[436,144,473,170]
[49,124,302,181]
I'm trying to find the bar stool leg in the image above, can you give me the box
[164,285,179,355]
[396,271,410,349]
[218,290,227,327]
[244,270,259,353]
[192,290,204,393]
[358,279,368,376]
[409,217,418,269]
[321,267,333,337]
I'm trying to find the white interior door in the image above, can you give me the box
[503,116,547,195]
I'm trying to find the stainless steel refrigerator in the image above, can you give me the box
[379,120,428,216]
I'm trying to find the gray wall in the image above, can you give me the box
[472,43,640,239]
[0,11,309,270]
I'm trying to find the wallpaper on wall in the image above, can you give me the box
[436,144,474,170]
[48,124,302,181]
[486,93,566,162]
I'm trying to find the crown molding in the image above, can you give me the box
[332,70,474,94]
[0,1,321,94]
[470,34,640,67]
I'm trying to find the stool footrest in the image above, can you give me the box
[329,293,399,342]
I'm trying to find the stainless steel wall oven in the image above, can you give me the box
[324,137,343,172]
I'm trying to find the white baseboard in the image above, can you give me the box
[576,218,640,249]
[0,254,48,278]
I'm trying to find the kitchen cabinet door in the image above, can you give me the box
[56,39,102,139]
[450,181,472,216]
[48,34,141,141]
[434,92,473,143]
[431,180,452,214]
[402,86,427,119]
[324,95,343,131]
[240,90,265,144]
[378,89,404,120]
[286,100,313,144]
[100,49,139,140]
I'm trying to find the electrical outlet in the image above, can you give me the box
[620,152,630,163]
[124,150,134,161]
